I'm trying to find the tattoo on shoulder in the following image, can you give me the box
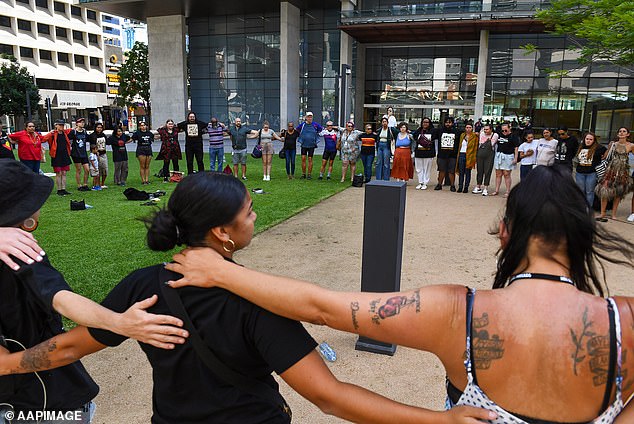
[368,290,421,325]
[350,301,360,330]
[472,312,505,370]
[569,307,612,387]
[20,340,56,372]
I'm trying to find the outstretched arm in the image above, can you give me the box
[0,326,105,376]
[52,291,188,349]
[281,350,496,424]
[166,248,462,353]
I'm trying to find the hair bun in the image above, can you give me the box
[146,209,179,251]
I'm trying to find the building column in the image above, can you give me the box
[280,2,300,127]
[474,29,489,120]
[354,43,366,127]
[340,0,355,126]
[147,15,187,127]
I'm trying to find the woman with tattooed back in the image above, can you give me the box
[163,165,634,423]
[0,171,494,424]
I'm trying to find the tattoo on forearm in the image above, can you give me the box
[350,302,360,330]
[19,340,56,372]
[570,307,595,376]
[369,290,421,325]
[472,312,505,370]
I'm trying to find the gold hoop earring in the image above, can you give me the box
[222,239,235,253]
[21,217,38,232]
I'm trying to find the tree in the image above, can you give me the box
[118,42,150,117]
[0,57,40,118]
[536,0,634,66]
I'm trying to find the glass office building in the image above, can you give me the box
[81,0,633,140]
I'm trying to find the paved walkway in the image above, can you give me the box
[83,175,634,423]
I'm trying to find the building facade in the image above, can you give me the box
[0,0,110,129]
[79,0,633,140]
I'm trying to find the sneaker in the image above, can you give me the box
[463,187,470,193]
[318,175,323,180]
[482,188,488,196]
[92,186,102,191]
[307,174,312,180]
[61,189,72,195]
[422,184,427,190]
[242,176,247,180]
[300,174,306,179]
[57,190,65,196]
[450,186,457,192]
[472,187,482,194]
[326,176,331,180]
[101,185,108,189]
[263,176,267,181]
[415,183,423,190]
[457,186,463,192]
[434,184,442,191]
[627,213,634,222]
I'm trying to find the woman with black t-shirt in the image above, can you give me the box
[280,122,299,179]
[107,127,131,186]
[0,172,494,424]
[132,121,155,185]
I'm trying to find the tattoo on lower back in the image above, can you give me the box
[471,312,505,369]
[350,301,360,330]
[20,340,56,372]
[570,307,596,377]
[369,290,421,325]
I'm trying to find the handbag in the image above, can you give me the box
[351,174,364,187]
[70,199,86,211]
[278,148,286,159]
[252,130,263,158]
[596,143,615,181]
[158,268,291,419]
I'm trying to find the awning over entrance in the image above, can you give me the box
[53,92,99,109]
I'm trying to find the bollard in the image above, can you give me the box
[355,180,406,356]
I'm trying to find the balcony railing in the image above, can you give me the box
[341,1,550,24]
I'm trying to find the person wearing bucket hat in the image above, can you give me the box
[42,120,73,195]
[0,159,188,422]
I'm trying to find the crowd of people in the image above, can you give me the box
[3,108,634,221]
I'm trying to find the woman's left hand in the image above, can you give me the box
[0,228,45,270]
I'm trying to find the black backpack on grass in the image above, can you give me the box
[123,187,150,201]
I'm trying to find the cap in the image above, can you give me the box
[54,119,65,125]
[306,112,313,117]
[75,117,85,123]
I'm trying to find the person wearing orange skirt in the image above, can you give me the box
[390,122,415,182]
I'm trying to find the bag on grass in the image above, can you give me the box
[351,174,364,188]
[123,187,150,201]
[169,171,184,183]
[70,199,86,211]
[222,165,233,175]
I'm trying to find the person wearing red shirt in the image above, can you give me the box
[42,120,72,195]
[7,121,43,173]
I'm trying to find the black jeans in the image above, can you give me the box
[162,158,179,179]
[186,141,204,174]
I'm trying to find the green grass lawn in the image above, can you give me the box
[38,153,350,303]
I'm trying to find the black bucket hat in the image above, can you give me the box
[0,159,54,226]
